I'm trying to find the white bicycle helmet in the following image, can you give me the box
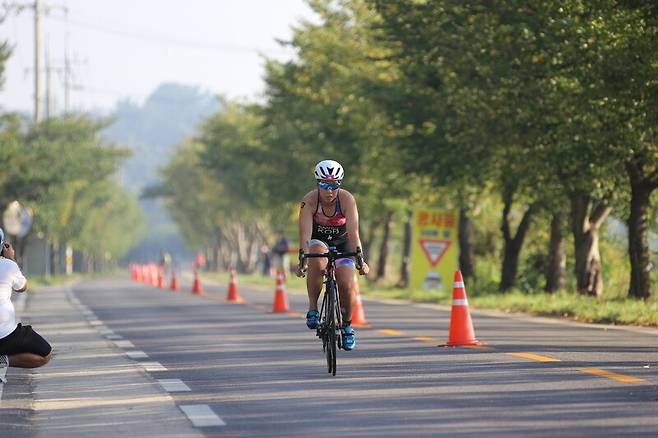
[314,159,344,181]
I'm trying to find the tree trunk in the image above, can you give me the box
[235,225,247,273]
[210,240,220,272]
[545,213,566,293]
[626,158,656,299]
[376,211,394,280]
[499,190,535,292]
[58,242,67,275]
[50,240,61,276]
[397,210,412,288]
[570,191,611,297]
[362,219,379,264]
[244,227,259,274]
[220,237,232,271]
[458,207,476,281]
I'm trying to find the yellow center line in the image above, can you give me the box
[463,344,491,349]
[579,368,644,383]
[508,352,561,362]
[414,336,439,342]
[378,329,404,336]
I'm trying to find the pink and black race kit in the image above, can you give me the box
[310,190,354,268]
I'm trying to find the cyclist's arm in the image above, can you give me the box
[298,192,314,254]
[343,192,364,253]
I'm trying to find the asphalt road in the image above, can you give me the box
[3,276,658,437]
[66,276,658,437]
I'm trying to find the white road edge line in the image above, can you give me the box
[125,350,149,359]
[157,379,191,392]
[179,405,226,427]
[114,340,135,348]
[138,362,167,372]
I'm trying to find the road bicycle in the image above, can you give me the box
[300,247,363,376]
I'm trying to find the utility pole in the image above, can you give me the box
[64,46,69,113]
[33,0,40,122]
[45,39,51,119]
[3,0,67,122]
[2,0,43,122]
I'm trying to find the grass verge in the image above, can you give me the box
[204,271,658,327]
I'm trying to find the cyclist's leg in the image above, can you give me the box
[335,262,356,324]
[306,240,329,329]
[336,262,357,350]
[306,240,329,310]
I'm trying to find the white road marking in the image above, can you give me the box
[106,334,123,340]
[88,320,103,326]
[138,362,167,372]
[157,379,191,392]
[125,350,149,359]
[179,405,226,427]
[114,340,135,348]
[0,370,6,398]
[81,310,95,316]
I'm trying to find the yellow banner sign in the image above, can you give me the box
[410,208,459,291]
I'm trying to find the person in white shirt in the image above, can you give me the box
[0,228,52,378]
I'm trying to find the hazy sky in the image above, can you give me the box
[0,0,317,114]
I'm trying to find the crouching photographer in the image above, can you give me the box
[0,228,51,380]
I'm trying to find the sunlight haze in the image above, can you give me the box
[0,0,316,114]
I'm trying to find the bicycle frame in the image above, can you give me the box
[302,247,361,376]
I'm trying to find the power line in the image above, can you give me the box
[46,14,291,55]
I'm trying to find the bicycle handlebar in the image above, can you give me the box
[299,247,364,271]
[302,251,361,258]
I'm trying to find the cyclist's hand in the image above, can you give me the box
[296,263,308,278]
[358,260,369,276]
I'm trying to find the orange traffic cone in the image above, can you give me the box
[271,270,289,313]
[157,269,165,288]
[169,271,179,292]
[150,265,159,287]
[443,270,483,346]
[351,273,369,327]
[226,268,243,303]
[191,269,203,295]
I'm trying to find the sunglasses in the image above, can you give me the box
[318,181,341,190]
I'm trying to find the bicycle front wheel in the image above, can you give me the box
[326,280,338,375]
[327,322,336,375]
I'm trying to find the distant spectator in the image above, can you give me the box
[0,228,52,381]
[271,234,291,278]
[194,252,206,271]
[259,244,271,276]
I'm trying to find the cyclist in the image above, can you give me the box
[296,159,369,351]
